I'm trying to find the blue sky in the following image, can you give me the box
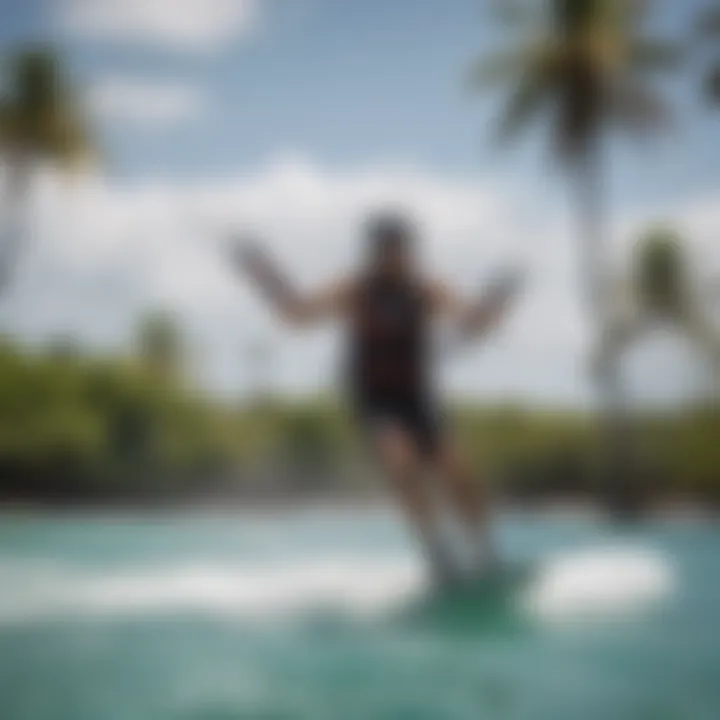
[0,0,714,199]
[0,0,718,405]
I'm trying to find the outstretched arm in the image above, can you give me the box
[232,239,352,326]
[428,269,524,342]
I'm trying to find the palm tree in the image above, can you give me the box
[0,46,94,293]
[598,227,720,404]
[696,3,720,104]
[244,336,275,407]
[472,0,681,515]
[136,310,184,379]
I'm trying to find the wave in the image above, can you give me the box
[0,546,675,627]
[0,556,425,624]
[521,546,675,623]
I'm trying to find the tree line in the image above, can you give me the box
[0,314,717,507]
[1,2,719,511]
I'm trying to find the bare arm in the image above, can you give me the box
[232,239,352,326]
[279,280,353,326]
[428,270,524,341]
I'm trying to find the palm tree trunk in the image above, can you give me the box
[574,143,638,518]
[684,307,720,405]
[0,156,32,297]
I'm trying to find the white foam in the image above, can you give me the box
[0,547,676,627]
[0,556,426,625]
[522,547,675,623]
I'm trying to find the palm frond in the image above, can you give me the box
[611,80,672,135]
[0,46,96,172]
[682,308,720,376]
[0,102,10,150]
[633,227,687,317]
[696,5,720,38]
[52,115,96,171]
[611,0,653,28]
[494,74,552,144]
[473,0,677,157]
[550,0,646,33]
[467,43,547,89]
[554,60,606,158]
[630,39,684,72]
[705,64,720,105]
[551,0,595,32]
[487,0,543,29]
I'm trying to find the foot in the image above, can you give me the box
[426,545,466,591]
[441,527,496,581]
[468,542,500,582]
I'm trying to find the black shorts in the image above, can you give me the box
[354,392,444,458]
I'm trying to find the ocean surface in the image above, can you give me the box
[0,508,718,720]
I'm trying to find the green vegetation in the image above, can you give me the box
[0,336,236,503]
[473,0,682,514]
[0,46,95,293]
[0,321,717,507]
[0,26,716,510]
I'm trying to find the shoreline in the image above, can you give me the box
[0,495,716,521]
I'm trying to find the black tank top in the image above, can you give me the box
[348,274,430,400]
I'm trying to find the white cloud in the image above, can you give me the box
[61,0,260,52]
[1,156,717,405]
[88,77,205,126]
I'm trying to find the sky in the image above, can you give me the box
[0,0,718,406]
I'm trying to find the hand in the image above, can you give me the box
[459,267,526,339]
[483,266,525,308]
[228,234,264,276]
[227,235,296,311]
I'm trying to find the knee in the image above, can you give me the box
[385,446,418,483]
[376,430,419,482]
[439,445,472,480]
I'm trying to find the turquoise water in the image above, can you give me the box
[0,509,719,720]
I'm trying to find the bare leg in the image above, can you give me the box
[434,439,495,573]
[373,425,459,583]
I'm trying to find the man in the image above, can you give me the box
[234,213,521,585]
